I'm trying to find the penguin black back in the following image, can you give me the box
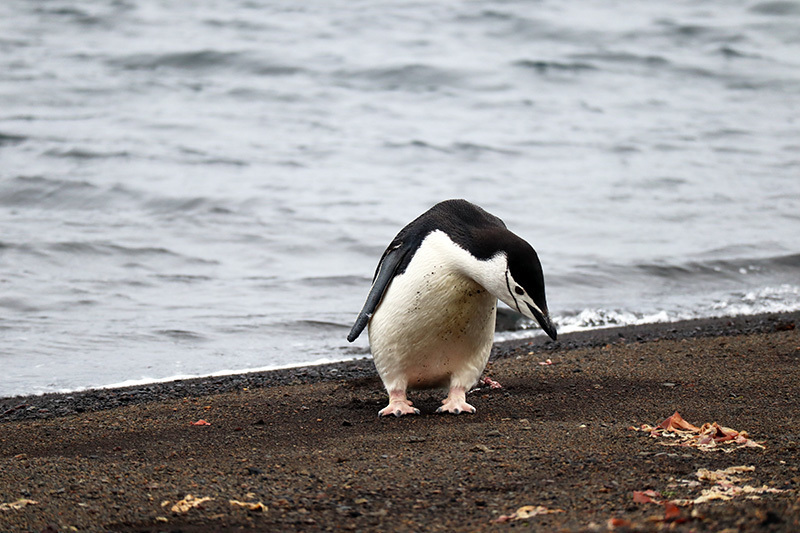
[378,199,508,279]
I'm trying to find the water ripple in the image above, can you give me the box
[108,50,304,77]
[749,1,800,15]
[333,64,470,91]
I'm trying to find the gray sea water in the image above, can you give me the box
[1,0,799,397]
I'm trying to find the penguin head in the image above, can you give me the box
[487,233,557,341]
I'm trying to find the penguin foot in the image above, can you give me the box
[437,387,475,415]
[436,400,476,415]
[378,401,420,417]
[378,391,420,417]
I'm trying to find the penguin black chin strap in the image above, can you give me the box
[504,270,522,314]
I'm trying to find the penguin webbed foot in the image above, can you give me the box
[378,402,420,417]
[437,386,476,415]
[436,403,476,415]
[378,391,420,417]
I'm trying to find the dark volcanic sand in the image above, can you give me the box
[1,312,798,532]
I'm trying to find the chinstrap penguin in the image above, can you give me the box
[348,199,557,417]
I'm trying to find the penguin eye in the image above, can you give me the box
[514,286,525,295]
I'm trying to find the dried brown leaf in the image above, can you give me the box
[632,490,662,504]
[663,501,681,520]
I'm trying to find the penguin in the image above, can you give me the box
[347,199,557,417]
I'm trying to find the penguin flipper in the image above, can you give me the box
[347,242,407,342]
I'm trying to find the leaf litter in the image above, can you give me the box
[633,465,785,508]
[626,415,784,525]
[631,411,764,452]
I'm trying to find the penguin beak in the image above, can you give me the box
[527,303,557,341]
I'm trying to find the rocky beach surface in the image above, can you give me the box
[1,311,799,532]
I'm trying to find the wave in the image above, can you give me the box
[44,147,131,159]
[496,284,800,340]
[32,5,112,27]
[570,51,670,68]
[0,132,27,146]
[150,274,213,284]
[513,253,800,336]
[554,252,800,290]
[108,50,303,76]
[0,297,42,313]
[0,176,139,210]
[155,329,207,341]
[749,1,800,16]
[634,253,800,280]
[513,59,596,74]
[2,240,217,270]
[333,64,470,91]
[295,320,350,331]
[653,19,747,46]
[459,10,603,44]
[384,140,519,156]
[562,285,800,330]
[46,241,183,258]
[294,275,369,287]
[142,194,239,216]
[112,50,241,70]
[0,176,247,220]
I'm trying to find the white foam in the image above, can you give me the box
[496,284,800,342]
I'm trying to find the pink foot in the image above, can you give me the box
[378,390,420,417]
[436,386,476,415]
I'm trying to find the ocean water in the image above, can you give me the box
[1,0,799,397]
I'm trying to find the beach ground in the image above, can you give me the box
[1,312,799,532]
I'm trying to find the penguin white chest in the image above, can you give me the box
[367,233,497,391]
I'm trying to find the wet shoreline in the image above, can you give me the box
[2,311,797,423]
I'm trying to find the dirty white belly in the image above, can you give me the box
[367,241,497,392]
